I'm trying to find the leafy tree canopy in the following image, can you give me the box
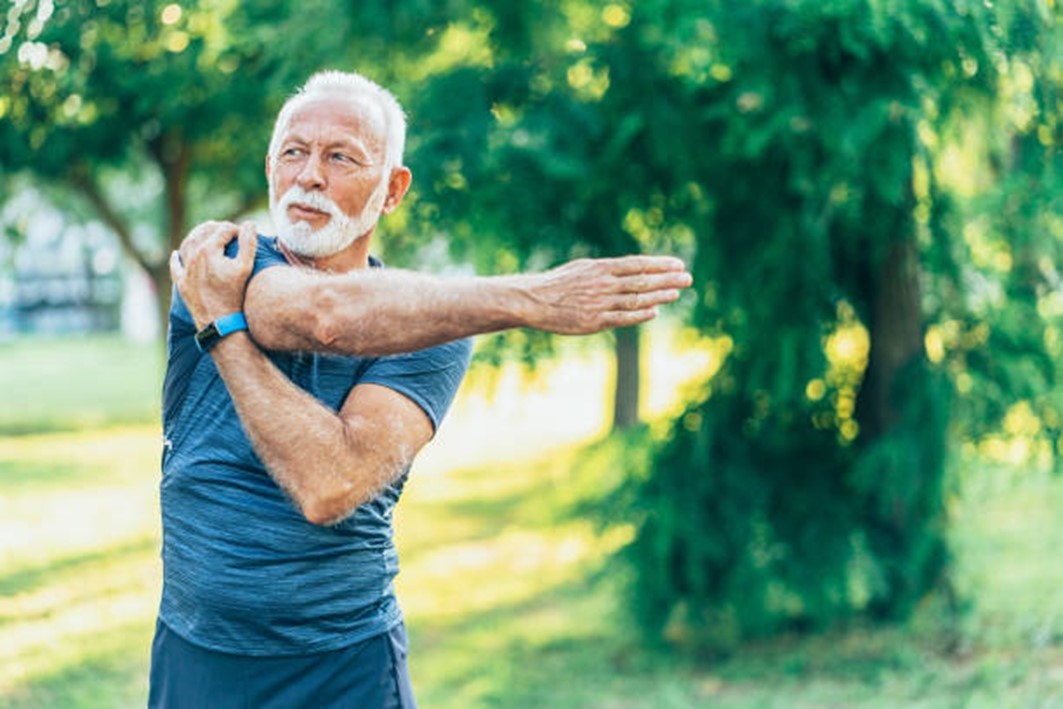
[600,0,1060,650]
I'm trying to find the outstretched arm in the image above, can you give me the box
[171,220,690,523]
[176,221,692,357]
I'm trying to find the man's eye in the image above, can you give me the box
[331,152,354,163]
[282,147,303,158]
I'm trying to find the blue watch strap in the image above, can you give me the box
[194,312,248,353]
[214,312,248,337]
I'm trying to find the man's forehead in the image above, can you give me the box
[284,95,387,143]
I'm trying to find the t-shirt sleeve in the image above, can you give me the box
[239,235,290,279]
[163,236,289,424]
[358,338,473,432]
[170,235,288,328]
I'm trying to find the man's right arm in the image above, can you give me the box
[242,257,692,356]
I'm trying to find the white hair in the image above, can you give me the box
[267,70,407,174]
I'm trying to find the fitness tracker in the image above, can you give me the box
[194,312,248,353]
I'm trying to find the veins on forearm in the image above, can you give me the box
[246,268,527,356]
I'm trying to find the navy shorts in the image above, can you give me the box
[148,620,417,708]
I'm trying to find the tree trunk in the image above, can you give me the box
[856,222,939,618]
[153,134,191,352]
[150,262,172,352]
[612,325,641,431]
[159,137,190,254]
[70,139,188,354]
[858,236,924,439]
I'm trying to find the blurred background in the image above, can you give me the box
[1,0,1061,706]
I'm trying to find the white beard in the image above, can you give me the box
[270,177,389,259]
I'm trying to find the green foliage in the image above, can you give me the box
[1,0,291,205]
[622,395,858,646]
[847,361,953,619]
[406,1,698,271]
[617,362,952,649]
[0,0,465,335]
[1,0,1059,658]
[607,0,1061,651]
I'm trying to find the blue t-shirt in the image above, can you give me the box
[158,237,471,656]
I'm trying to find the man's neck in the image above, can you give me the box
[277,232,372,273]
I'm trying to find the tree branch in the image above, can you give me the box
[67,167,161,277]
[149,133,191,252]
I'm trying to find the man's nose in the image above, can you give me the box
[297,152,326,190]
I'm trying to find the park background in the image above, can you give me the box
[1,0,1061,706]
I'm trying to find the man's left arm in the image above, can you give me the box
[208,333,435,525]
[170,223,438,525]
[176,221,692,358]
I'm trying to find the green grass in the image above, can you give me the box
[0,336,162,435]
[395,444,1063,708]
[0,427,161,706]
[2,427,1061,707]
[1,334,1061,706]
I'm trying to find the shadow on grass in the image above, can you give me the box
[0,457,125,494]
[408,567,1044,709]
[401,458,589,565]
[0,413,158,438]
[1,617,152,709]
[0,535,158,618]
[409,573,663,708]
[400,438,1063,707]
[399,436,733,706]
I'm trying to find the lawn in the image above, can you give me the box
[0,336,162,435]
[0,334,1061,706]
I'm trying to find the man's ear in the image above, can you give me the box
[382,167,412,215]
[264,154,272,182]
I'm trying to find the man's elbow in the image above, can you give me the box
[301,497,346,527]
[243,288,299,350]
[302,502,343,527]
[308,285,372,355]
[300,484,365,527]
[243,279,368,354]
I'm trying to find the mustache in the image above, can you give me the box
[278,186,343,217]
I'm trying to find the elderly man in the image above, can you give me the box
[150,70,691,708]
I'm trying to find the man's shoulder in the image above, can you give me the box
[254,236,288,275]
[219,234,287,274]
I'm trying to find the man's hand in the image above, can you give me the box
[518,256,693,334]
[170,221,258,329]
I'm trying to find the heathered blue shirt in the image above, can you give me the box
[158,236,471,656]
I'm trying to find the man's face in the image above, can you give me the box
[268,96,390,258]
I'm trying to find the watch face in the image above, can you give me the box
[195,322,222,352]
[194,314,246,353]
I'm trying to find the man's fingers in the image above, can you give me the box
[601,308,660,329]
[183,220,256,273]
[622,289,681,310]
[599,255,689,276]
[169,250,184,284]
[206,222,240,250]
[613,270,692,294]
[607,288,680,314]
[237,222,258,271]
[180,221,238,263]
[188,221,239,247]
[171,220,256,328]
